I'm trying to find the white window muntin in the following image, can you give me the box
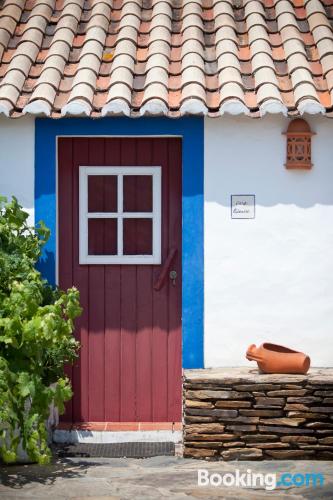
[79,166,161,265]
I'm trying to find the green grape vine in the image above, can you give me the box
[0,196,81,464]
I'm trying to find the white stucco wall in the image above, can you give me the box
[0,117,35,223]
[205,115,333,367]
[1,114,332,368]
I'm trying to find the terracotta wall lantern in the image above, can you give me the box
[283,118,314,170]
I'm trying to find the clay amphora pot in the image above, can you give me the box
[246,342,310,374]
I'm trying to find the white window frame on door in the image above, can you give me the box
[79,166,162,264]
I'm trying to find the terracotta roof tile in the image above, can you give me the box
[0,0,332,117]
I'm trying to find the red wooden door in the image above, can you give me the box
[58,137,182,423]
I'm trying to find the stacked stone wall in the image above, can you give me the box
[183,369,333,460]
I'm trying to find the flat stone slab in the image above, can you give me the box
[184,367,333,385]
[0,457,332,499]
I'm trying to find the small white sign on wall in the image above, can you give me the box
[231,195,255,219]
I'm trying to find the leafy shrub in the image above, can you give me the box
[0,196,81,464]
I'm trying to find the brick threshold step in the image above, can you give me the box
[56,422,182,431]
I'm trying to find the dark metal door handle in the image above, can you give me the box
[154,247,177,291]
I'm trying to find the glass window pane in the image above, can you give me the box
[123,175,152,212]
[123,218,152,255]
[88,175,117,212]
[88,218,117,255]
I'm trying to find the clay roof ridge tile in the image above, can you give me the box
[0,0,55,115]
[121,0,142,5]
[294,87,322,105]
[0,18,16,36]
[321,52,333,70]
[54,11,82,28]
[140,0,171,114]
[58,0,83,7]
[0,36,10,55]
[181,0,203,6]
[102,1,142,116]
[119,15,141,31]
[149,19,172,34]
[279,24,304,41]
[217,61,242,77]
[252,52,276,69]
[143,69,169,88]
[218,67,243,83]
[113,38,137,56]
[179,0,207,115]
[245,0,285,112]
[149,3,172,18]
[324,68,333,93]
[18,21,50,39]
[182,3,202,17]
[291,77,322,107]
[317,38,333,61]
[151,0,173,5]
[149,25,172,38]
[218,81,247,108]
[0,85,20,109]
[215,13,237,33]
[0,0,25,62]
[182,55,205,70]
[215,32,239,46]
[111,53,136,68]
[213,0,233,11]
[1,0,25,9]
[282,41,306,61]
[33,64,63,82]
[310,22,333,39]
[86,14,111,32]
[306,2,333,25]
[145,57,170,74]
[119,9,142,23]
[50,26,76,46]
[0,5,23,23]
[306,0,329,16]
[85,24,110,43]
[211,0,234,7]
[24,4,54,23]
[252,70,280,93]
[244,4,266,19]
[305,0,333,107]
[24,0,82,115]
[9,13,52,56]
[274,0,296,15]
[181,22,205,35]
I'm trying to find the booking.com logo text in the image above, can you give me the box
[198,469,325,491]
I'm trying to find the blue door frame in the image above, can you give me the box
[35,117,204,369]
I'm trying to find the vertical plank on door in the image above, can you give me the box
[87,138,105,421]
[167,139,182,421]
[136,139,153,421]
[72,138,89,422]
[58,138,73,422]
[104,138,121,421]
[120,138,137,421]
[152,139,169,421]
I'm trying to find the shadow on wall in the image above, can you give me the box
[36,250,56,287]
[204,114,333,208]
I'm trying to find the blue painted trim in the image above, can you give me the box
[35,117,204,369]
